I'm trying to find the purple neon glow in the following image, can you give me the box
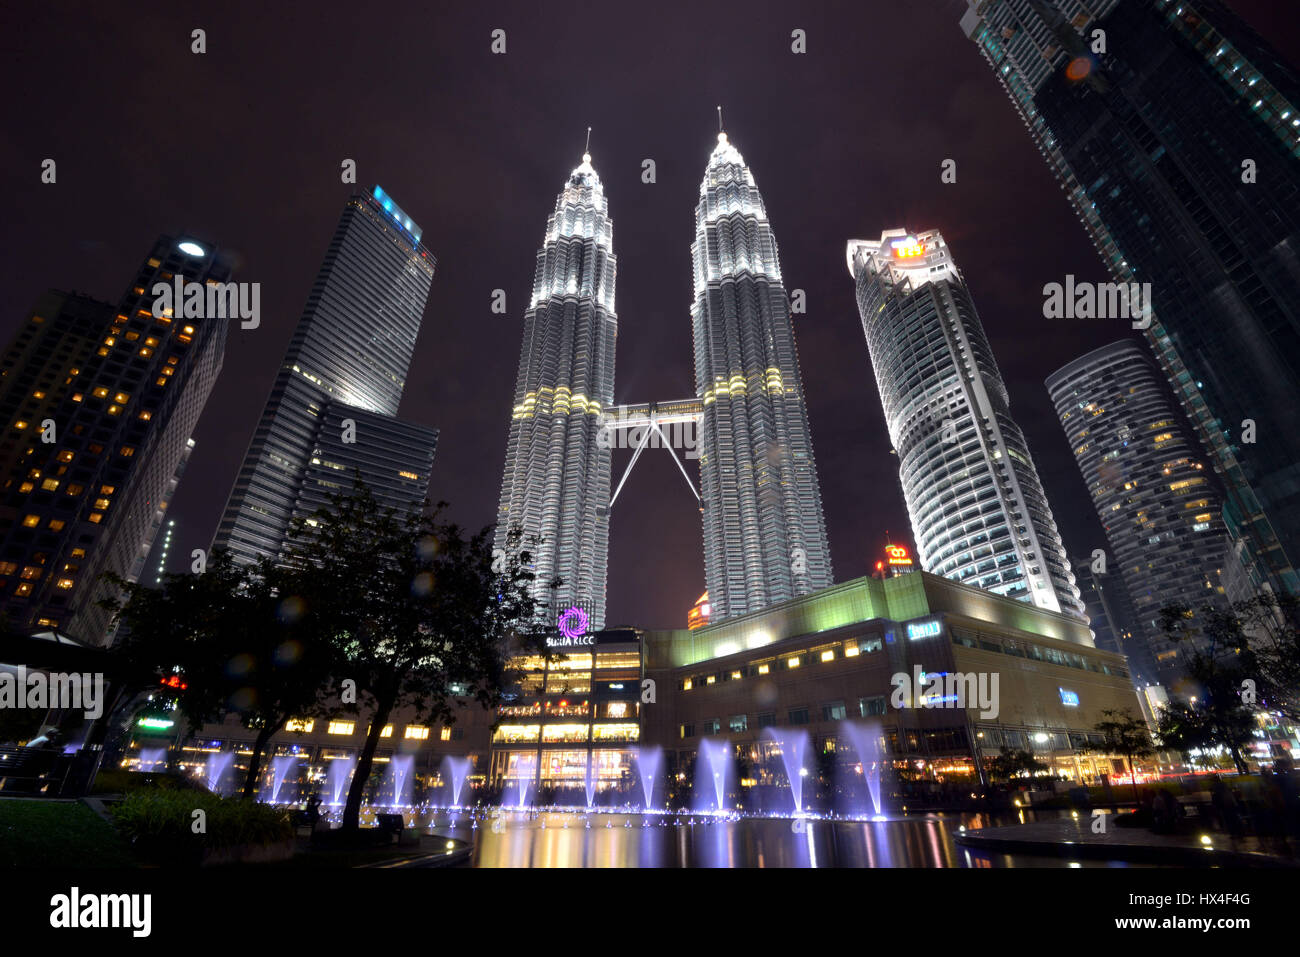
[557,606,588,640]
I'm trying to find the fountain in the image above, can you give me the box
[205,751,234,794]
[136,748,166,772]
[583,758,598,810]
[441,755,471,807]
[762,728,811,814]
[512,755,535,809]
[328,755,356,806]
[634,746,662,811]
[843,721,886,818]
[385,755,414,808]
[269,755,297,804]
[694,739,732,813]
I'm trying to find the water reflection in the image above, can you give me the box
[402,809,1146,868]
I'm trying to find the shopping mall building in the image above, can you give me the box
[137,569,1143,807]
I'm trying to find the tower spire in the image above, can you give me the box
[717,105,724,133]
[584,126,592,163]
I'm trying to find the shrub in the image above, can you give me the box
[110,789,292,865]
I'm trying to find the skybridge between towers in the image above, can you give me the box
[599,398,703,509]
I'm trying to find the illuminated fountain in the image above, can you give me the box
[762,728,811,815]
[583,758,598,810]
[694,739,732,813]
[328,756,356,806]
[205,751,234,794]
[843,721,886,818]
[136,748,166,772]
[634,746,663,811]
[513,755,535,809]
[441,755,471,807]
[269,755,297,804]
[385,754,414,808]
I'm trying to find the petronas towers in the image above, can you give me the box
[496,132,833,627]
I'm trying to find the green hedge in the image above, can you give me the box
[110,789,293,865]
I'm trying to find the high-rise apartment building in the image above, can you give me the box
[847,229,1085,619]
[692,132,833,620]
[0,236,231,643]
[1048,339,1236,689]
[960,0,1300,599]
[215,187,438,562]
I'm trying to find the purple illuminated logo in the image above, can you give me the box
[557,606,589,640]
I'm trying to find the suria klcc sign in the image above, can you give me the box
[548,606,595,648]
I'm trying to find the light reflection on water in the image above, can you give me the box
[403,810,1147,868]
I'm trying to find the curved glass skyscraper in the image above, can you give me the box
[847,229,1084,619]
[692,132,833,621]
[1047,339,1235,688]
[496,152,617,628]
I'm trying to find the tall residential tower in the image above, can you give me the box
[1047,339,1236,690]
[692,132,833,620]
[496,152,618,629]
[215,187,438,562]
[847,229,1085,619]
[0,237,231,643]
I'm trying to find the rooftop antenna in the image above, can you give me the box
[584,126,592,161]
[717,105,724,133]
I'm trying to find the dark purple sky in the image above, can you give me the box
[4,1,1296,629]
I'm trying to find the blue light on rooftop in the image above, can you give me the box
[371,185,423,244]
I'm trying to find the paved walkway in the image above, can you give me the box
[956,816,1298,867]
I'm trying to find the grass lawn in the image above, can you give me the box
[0,799,136,868]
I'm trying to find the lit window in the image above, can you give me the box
[285,719,314,733]
[57,451,74,463]
[682,678,693,691]
[41,478,59,491]
[399,470,419,480]
[757,664,770,675]
[844,645,860,658]
[22,514,40,528]
[120,446,136,457]
[787,656,801,669]
[439,727,452,741]
[56,578,74,590]
[820,649,835,662]
[327,720,355,735]
[93,387,109,398]
[404,725,430,740]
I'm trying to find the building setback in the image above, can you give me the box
[1047,339,1236,692]
[960,0,1300,599]
[0,236,231,643]
[496,151,617,629]
[847,229,1085,620]
[214,187,437,562]
[692,132,833,621]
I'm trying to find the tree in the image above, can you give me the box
[1079,708,1155,807]
[102,550,332,798]
[1158,602,1265,773]
[285,482,551,834]
[986,747,1049,787]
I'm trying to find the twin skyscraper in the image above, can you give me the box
[496,132,835,630]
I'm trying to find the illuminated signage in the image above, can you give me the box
[136,717,175,730]
[687,592,712,631]
[548,605,594,648]
[906,620,942,640]
[1059,688,1080,707]
[885,544,913,566]
[890,236,925,258]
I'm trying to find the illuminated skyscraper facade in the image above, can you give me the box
[496,153,617,629]
[847,229,1085,619]
[215,187,437,562]
[961,0,1300,598]
[0,237,230,643]
[692,133,833,621]
[1047,339,1235,689]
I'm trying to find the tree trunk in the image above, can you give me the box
[342,685,396,833]
[1127,755,1140,808]
[241,719,282,800]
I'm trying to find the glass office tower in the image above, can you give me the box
[215,187,438,562]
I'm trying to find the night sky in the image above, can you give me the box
[4,1,1297,629]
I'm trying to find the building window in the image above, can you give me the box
[404,725,430,740]
[822,702,847,722]
[729,714,748,733]
[679,723,695,739]
[327,720,355,735]
[859,696,887,717]
[756,712,776,729]
[788,708,810,726]
[285,719,314,733]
